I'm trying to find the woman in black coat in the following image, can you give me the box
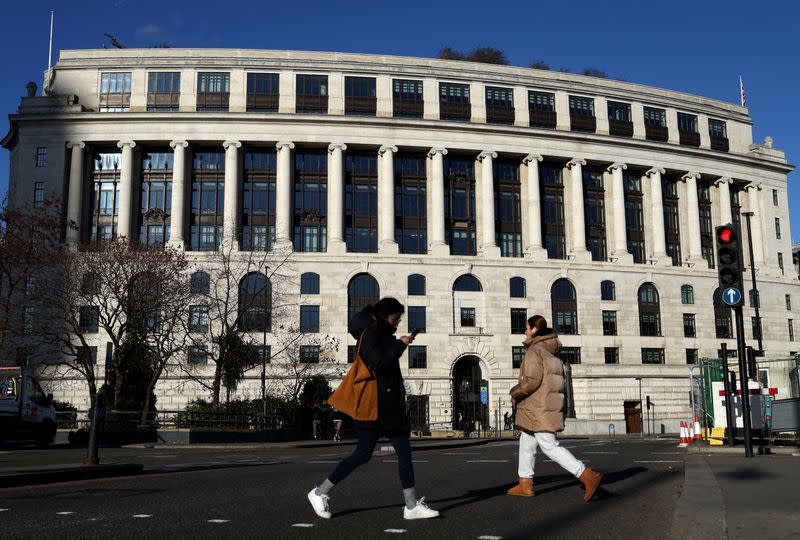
[307,297,439,521]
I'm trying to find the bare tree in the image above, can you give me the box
[265,327,341,403]
[529,60,550,70]
[438,47,510,65]
[582,68,608,79]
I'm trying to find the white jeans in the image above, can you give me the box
[518,431,586,479]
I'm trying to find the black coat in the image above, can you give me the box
[348,306,410,435]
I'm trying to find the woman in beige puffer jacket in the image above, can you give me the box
[506,315,604,502]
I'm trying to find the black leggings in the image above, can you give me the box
[328,429,415,489]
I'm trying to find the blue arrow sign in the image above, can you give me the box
[722,287,742,306]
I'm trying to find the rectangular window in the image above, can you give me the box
[510,308,527,334]
[677,112,700,146]
[569,95,595,132]
[188,346,208,365]
[246,73,279,112]
[775,218,781,240]
[77,346,98,366]
[698,181,715,269]
[296,74,328,113]
[709,119,729,151]
[790,319,795,342]
[189,305,209,333]
[345,76,376,116]
[663,177,682,266]
[608,101,633,137]
[99,72,132,111]
[33,182,44,208]
[300,305,320,333]
[393,79,423,118]
[147,72,181,111]
[602,310,617,336]
[439,82,471,121]
[683,313,696,338]
[345,153,378,253]
[79,306,100,333]
[197,72,230,111]
[773,189,779,206]
[528,91,556,128]
[395,154,427,254]
[485,86,514,125]
[787,294,792,311]
[512,346,526,369]
[293,151,328,252]
[644,106,668,141]
[604,347,619,364]
[460,307,476,327]
[686,349,699,365]
[778,253,784,275]
[642,348,665,365]
[300,345,321,364]
[540,162,566,259]
[35,147,47,167]
[408,345,427,369]
[560,347,581,365]
[718,349,737,359]
[624,171,646,264]
[495,159,522,257]
[583,166,606,261]
[407,306,426,334]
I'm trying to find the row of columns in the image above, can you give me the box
[63,140,768,266]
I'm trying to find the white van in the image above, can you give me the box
[0,367,57,447]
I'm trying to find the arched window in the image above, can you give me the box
[509,277,526,298]
[239,272,271,332]
[300,272,320,294]
[408,274,426,296]
[453,274,483,292]
[190,271,211,295]
[713,288,733,339]
[551,279,578,334]
[600,280,615,301]
[348,273,380,322]
[681,284,694,305]
[638,283,661,336]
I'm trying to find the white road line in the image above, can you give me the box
[292,523,314,528]
[467,460,508,463]
[384,529,407,534]
[478,536,503,540]
[132,514,153,518]
[207,519,229,523]
[652,452,683,455]
[634,460,682,463]
[0,509,8,512]
[56,512,75,515]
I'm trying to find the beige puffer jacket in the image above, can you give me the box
[509,332,565,433]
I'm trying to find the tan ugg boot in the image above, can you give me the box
[579,468,603,502]
[507,477,534,497]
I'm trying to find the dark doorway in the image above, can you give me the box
[624,400,642,433]
[452,356,483,431]
[407,395,429,433]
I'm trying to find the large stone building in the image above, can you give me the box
[3,48,799,434]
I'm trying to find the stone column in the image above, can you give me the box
[327,143,347,255]
[378,145,399,254]
[116,140,136,239]
[645,167,669,263]
[566,158,590,259]
[275,142,295,249]
[477,151,500,257]
[65,141,85,245]
[715,177,733,225]
[523,153,546,259]
[428,147,449,256]
[607,162,629,260]
[745,182,765,266]
[681,172,703,264]
[168,140,189,249]
[222,140,241,249]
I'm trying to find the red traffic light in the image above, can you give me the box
[718,227,734,244]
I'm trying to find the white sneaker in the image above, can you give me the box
[307,488,331,519]
[403,497,440,520]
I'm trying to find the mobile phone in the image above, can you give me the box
[411,328,421,337]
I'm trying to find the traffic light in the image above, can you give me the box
[715,224,744,305]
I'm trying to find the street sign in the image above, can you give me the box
[480,386,488,405]
[722,287,742,306]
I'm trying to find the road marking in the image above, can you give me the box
[207,519,229,523]
[56,512,75,515]
[467,460,508,463]
[0,509,8,512]
[132,514,152,518]
[652,452,683,455]
[319,453,345,457]
[292,523,314,528]
[384,529,407,534]
[634,460,682,463]
[478,536,503,540]
[305,460,338,464]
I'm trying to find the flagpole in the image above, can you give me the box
[48,10,54,72]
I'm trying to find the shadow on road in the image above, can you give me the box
[716,466,779,481]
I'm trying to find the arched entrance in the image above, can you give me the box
[452,355,485,432]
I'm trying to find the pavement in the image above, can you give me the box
[0,437,797,539]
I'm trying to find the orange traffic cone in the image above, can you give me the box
[693,415,703,441]
[678,421,688,447]
[688,421,695,441]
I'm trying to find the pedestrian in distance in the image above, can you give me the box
[332,408,343,442]
[504,411,511,431]
[507,315,604,502]
[307,297,440,520]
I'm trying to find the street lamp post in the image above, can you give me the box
[635,377,643,438]
[742,212,763,354]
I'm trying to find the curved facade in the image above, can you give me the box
[4,49,798,434]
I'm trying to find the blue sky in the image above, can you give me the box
[1,0,797,242]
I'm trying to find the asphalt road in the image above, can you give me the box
[0,438,683,539]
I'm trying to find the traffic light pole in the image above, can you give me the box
[742,212,763,354]
[733,305,754,457]
[720,344,736,447]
